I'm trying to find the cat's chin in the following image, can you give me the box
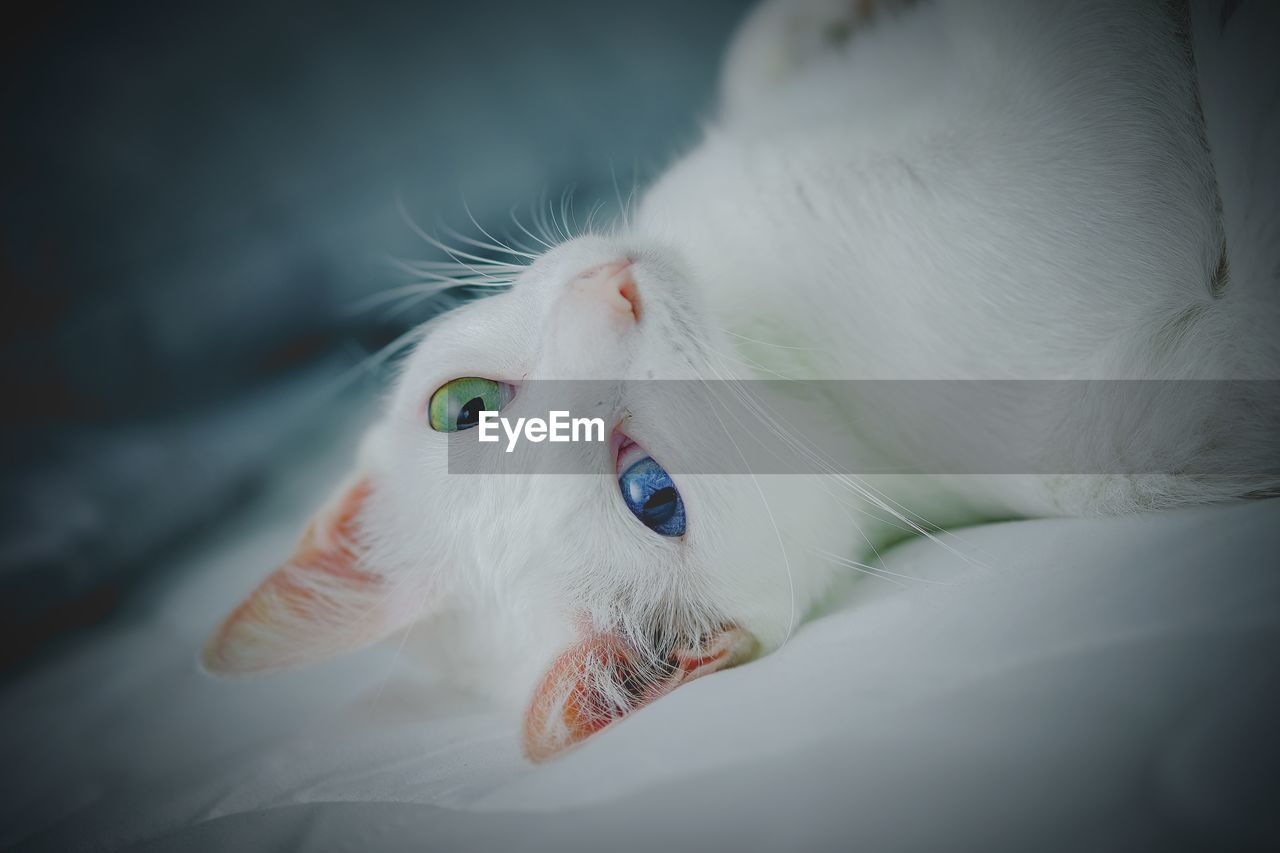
[522,626,756,762]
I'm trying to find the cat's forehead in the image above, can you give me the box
[397,235,657,381]
[411,290,536,370]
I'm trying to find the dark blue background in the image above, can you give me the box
[0,0,751,666]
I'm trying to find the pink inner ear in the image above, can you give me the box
[201,478,408,675]
[522,626,753,762]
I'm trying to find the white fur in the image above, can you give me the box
[299,0,1278,705]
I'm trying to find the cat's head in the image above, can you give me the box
[202,235,828,760]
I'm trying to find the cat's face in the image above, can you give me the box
[203,235,825,760]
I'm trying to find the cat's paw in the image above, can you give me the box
[722,0,921,114]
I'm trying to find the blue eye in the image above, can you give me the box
[619,456,686,537]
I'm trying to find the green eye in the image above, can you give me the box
[428,377,515,432]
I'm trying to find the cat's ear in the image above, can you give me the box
[201,475,416,676]
[522,627,754,761]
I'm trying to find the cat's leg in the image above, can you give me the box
[720,0,921,115]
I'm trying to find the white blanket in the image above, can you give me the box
[3,429,1277,851]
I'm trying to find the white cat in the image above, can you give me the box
[202,0,1278,761]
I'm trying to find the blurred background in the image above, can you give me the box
[0,0,752,672]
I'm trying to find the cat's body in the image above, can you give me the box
[204,0,1278,760]
[651,0,1270,507]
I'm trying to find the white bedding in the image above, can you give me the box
[3,434,1278,851]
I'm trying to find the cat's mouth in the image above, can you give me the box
[522,624,756,762]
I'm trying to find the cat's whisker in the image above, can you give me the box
[718,327,815,352]
[696,341,1000,577]
[396,196,526,278]
[509,204,557,251]
[532,188,553,244]
[535,189,565,245]
[558,184,578,241]
[835,474,998,576]
[609,162,632,232]
[440,221,539,262]
[622,160,641,232]
[809,551,906,588]
[583,199,609,235]
[804,471,913,565]
[693,354,799,647]
[831,474,1000,576]
[347,275,515,316]
[402,271,515,288]
[705,339,804,381]
[694,343,982,593]
[460,198,542,262]
[532,189,560,246]
[808,545,952,587]
[388,257,521,274]
[346,261,517,321]
[702,346,1003,577]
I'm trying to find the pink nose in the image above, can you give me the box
[569,259,641,322]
